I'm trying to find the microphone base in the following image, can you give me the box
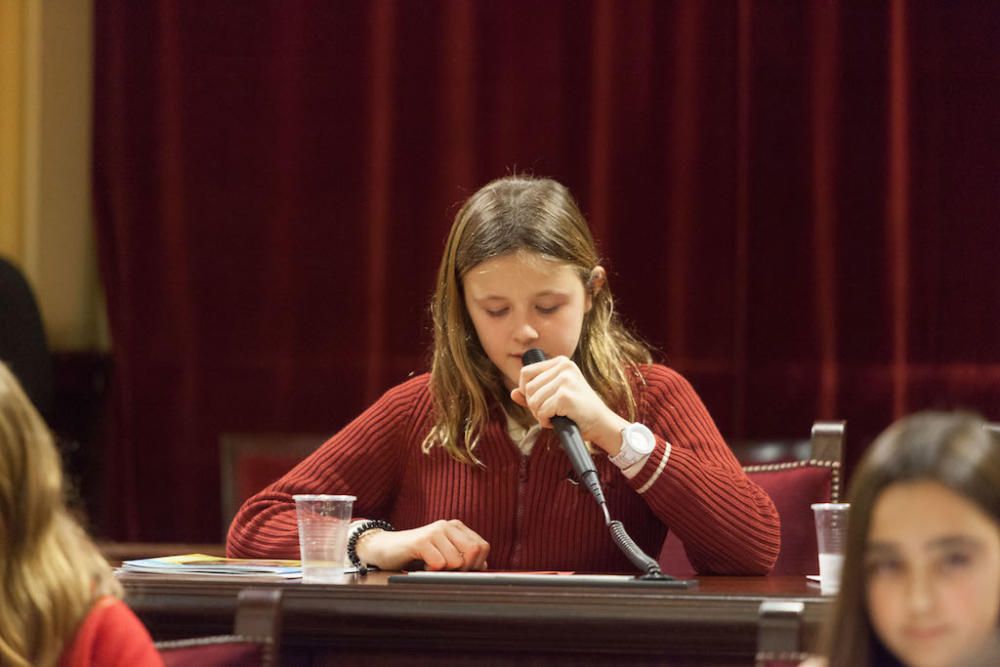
[633,574,699,588]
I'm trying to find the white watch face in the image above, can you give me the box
[624,423,655,455]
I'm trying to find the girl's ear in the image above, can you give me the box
[585,266,607,312]
[588,266,607,294]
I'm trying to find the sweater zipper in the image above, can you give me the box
[510,454,529,569]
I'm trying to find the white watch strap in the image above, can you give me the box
[608,423,654,470]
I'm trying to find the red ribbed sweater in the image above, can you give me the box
[58,597,162,667]
[227,365,781,574]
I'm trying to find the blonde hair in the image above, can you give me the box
[424,175,652,464]
[0,362,121,667]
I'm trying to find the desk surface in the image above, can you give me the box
[122,571,830,665]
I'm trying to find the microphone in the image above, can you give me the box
[521,349,607,509]
[519,349,686,583]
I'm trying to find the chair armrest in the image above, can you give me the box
[155,588,283,667]
[756,600,806,667]
[234,588,283,649]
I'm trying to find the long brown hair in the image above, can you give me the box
[819,412,1000,666]
[424,175,652,464]
[0,362,121,667]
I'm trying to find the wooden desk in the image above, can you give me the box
[121,571,831,666]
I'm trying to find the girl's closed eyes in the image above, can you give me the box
[485,304,562,317]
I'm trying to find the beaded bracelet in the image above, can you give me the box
[346,519,394,576]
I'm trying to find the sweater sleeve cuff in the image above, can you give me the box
[626,438,671,493]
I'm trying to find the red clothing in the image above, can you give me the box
[58,596,163,667]
[228,365,780,574]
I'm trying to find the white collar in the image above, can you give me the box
[504,411,542,456]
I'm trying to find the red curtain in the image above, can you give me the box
[93,1,1000,542]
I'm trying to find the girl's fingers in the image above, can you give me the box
[525,362,581,425]
[418,520,491,571]
[445,522,490,571]
[521,361,559,401]
[429,531,466,570]
[536,392,573,427]
[518,356,560,396]
[510,387,528,407]
[526,382,558,426]
[418,542,451,571]
[523,358,564,393]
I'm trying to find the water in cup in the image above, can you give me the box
[294,494,356,583]
[818,553,845,590]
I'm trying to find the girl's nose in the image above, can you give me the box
[513,319,539,345]
[905,571,935,615]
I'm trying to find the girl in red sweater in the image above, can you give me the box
[228,175,780,574]
[0,362,162,667]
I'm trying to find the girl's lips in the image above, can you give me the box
[902,626,949,640]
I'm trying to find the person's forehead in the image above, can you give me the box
[868,480,999,546]
[464,253,579,287]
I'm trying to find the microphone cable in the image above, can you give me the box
[606,516,675,581]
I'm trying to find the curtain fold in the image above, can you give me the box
[93,1,1000,541]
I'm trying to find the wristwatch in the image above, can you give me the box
[608,422,656,469]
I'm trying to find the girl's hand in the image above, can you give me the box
[355,519,490,572]
[510,355,630,455]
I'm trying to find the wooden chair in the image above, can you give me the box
[659,421,845,576]
[156,588,283,667]
[220,433,324,533]
[0,256,52,417]
[756,600,808,667]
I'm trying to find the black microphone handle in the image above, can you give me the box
[522,348,606,507]
[551,417,606,506]
[520,348,548,366]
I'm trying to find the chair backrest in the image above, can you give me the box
[728,438,813,466]
[220,433,324,533]
[157,587,283,667]
[0,256,52,417]
[658,421,845,576]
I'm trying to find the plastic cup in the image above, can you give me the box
[293,494,356,582]
[811,502,850,594]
